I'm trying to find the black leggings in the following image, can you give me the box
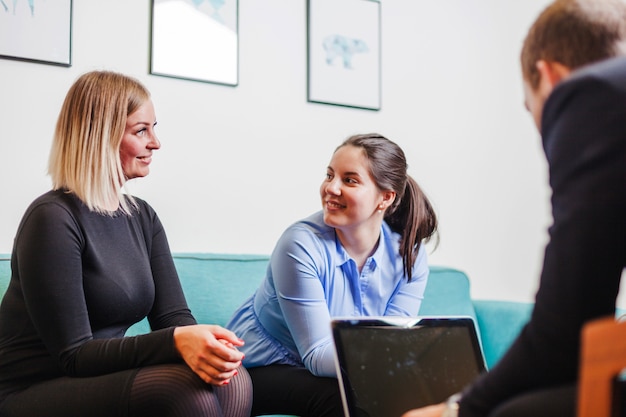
[0,364,252,417]
[248,365,343,417]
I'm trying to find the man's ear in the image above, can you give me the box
[536,60,571,97]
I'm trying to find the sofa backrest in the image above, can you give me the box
[0,253,478,336]
[419,266,476,318]
[132,257,479,334]
[171,253,271,327]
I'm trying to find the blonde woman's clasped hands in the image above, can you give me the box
[174,324,245,386]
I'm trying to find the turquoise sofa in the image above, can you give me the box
[0,253,533,417]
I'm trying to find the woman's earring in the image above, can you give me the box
[378,205,384,213]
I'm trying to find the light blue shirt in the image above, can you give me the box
[226,211,429,377]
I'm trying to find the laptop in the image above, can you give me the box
[331,316,486,417]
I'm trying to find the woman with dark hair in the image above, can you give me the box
[227,133,438,417]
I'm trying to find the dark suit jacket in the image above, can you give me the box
[460,56,626,417]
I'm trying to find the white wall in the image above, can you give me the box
[0,0,557,304]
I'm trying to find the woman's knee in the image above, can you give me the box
[248,365,342,417]
[305,376,343,417]
[130,365,222,416]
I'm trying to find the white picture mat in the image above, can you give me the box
[0,0,72,66]
[151,0,238,86]
[308,0,380,110]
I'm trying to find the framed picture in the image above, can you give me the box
[150,0,239,86]
[307,0,381,111]
[0,0,72,67]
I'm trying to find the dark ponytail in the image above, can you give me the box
[339,133,438,281]
[385,175,438,281]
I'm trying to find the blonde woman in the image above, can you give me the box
[0,71,252,417]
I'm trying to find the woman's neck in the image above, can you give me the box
[336,225,381,272]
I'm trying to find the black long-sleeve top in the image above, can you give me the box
[0,190,196,403]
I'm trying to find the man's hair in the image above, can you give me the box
[521,0,626,89]
[48,71,150,215]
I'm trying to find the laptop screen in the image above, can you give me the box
[332,317,486,417]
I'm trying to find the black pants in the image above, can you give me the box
[489,384,576,417]
[248,365,343,417]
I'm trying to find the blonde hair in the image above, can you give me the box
[521,0,626,89]
[48,71,150,215]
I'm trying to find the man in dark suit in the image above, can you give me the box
[403,0,626,416]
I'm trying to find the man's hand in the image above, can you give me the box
[402,403,446,417]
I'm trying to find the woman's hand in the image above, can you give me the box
[401,403,446,417]
[173,324,245,386]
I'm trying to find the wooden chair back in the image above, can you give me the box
[578,316,626,417]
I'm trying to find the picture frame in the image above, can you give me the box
[150,0,239,86]
[307,0,381,111]
[0,0,72,67]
